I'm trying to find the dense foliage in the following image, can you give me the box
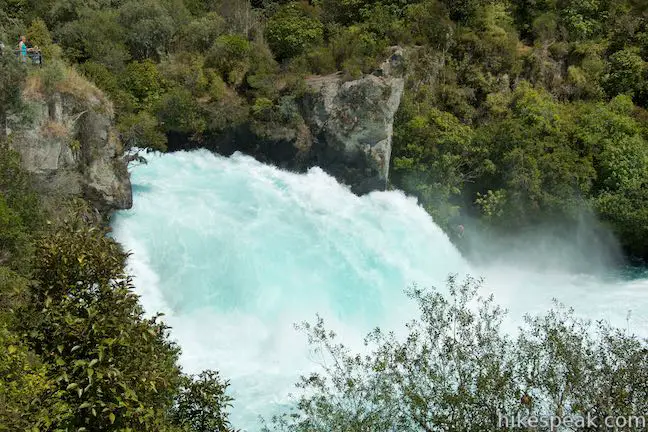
[0,144,236,431]
[3,0,647,259]
[2,0,647,258]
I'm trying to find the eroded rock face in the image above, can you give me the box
[167,47,406,195]
[302,48,405,193]
[7,82,132,214]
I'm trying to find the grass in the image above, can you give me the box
[41,120,69,139]
[23,61,113,116]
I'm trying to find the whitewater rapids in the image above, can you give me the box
[111,150,648,430]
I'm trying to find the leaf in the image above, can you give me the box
[109,413,116,424]
[7,345,17,354]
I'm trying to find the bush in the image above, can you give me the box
[604,49,646,99]
[172,371,236,432]
[206,34,252,86]
[19,225,183,430]
[118,111,167,152]
[26,18,60,59]
[80,61,136,112]
[328,25,384,74]
[266,276,648,432]
[58,9,131,70]
[0,325,51,430]
[118,0,177,60]
[265,3,324,61]
[159,53,211,96]
[290,47,337,75]
[118,60,166,111]
[405,0,455,49]
[155,86,207,135]
[175,12,226,53]
[0,144,42,270]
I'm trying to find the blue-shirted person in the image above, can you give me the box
[19,35,27,63]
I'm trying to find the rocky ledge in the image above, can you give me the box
[300,47,405,193]
[7,69,132,215]
[169,47,406,195]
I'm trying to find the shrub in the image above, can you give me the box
[26,18,60,59]
[265,3,324,61]
[266,276,648,432]
[19,225,183,430]
[118,111,167,152]
[155,86,207,135]
[206,34,252,86]
[119,60,166,111]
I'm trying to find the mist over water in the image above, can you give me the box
[111,150,648,431]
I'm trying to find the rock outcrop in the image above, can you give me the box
[7,69,132,214]
[168,47,406,195]
[300,47,405,194]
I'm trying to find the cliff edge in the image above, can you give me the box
[301,47,405,194]
[7,67,132,215]
[167,47,406,195]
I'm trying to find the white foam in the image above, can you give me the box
[112,150,648,430]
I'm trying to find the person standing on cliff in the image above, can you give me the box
[18,36,27,63]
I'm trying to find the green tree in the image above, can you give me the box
[560,0,603,40]
[265,3,324,61]
[392,106,476,227]
[80,60,137,112]
[0,325,52,431]
[471,83,596,225]
[405,0,455,50]
[26,18,61,59]
[440,0,494,23]
[119,110,168,153]
[19,224,183,430]
[0,144,42,270]
[172,370,236,432]
[155,86,207,135]
[604,48,646,99]
[206,34,252,86]
[175,12,226,53]
[119,59,166,111]
[118,0,177,60]
[58,8,131,70]
[581,96,648,257]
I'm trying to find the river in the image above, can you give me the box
[111,150,648,431]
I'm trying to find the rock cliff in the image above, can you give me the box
[301,47,405,193]
[168,47,406,194]
[7,68,132,215]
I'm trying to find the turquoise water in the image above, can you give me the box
[111,150,648,431]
